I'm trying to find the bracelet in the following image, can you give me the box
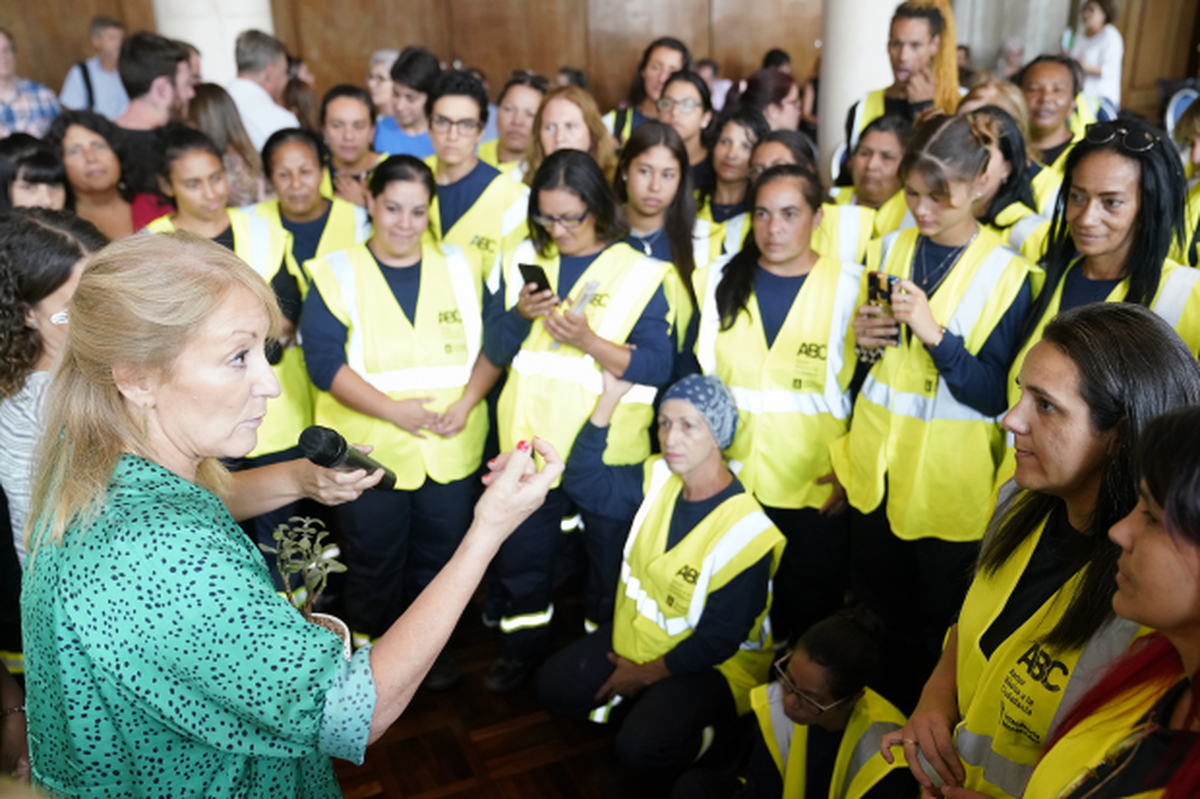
[0,705,24,717]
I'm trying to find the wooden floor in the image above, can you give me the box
[332,584,662,799]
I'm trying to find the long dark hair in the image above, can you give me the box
[700,106,770,207]
[1022,118,1187,347]
[965,105,1036,223]
[727,68,795,115]
[715,164,823,331]
[982,303,1200,651]
[529,149,629,257]
[0,209,108,398]
[368,154,436,201]
[614,121,695,297]
[629,37,692,107]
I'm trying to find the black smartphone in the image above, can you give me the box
[867,271,900,305]
[519,263,552,294]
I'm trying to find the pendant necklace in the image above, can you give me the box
[917,226,979,297]
[632,227,666,256]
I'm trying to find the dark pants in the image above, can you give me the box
[848,499,978,713]
[339,474,476,638]
[762,504,849,646]
[536,624,738,779]
[579,510,630,629]
[493,487,571,660]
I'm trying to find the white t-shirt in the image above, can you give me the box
[0,370,49,567]
[1071,24,1123,107]
[225,77,301,152]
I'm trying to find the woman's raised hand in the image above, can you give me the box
[474,438,563,544]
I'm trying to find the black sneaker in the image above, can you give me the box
[483,656,535,693]
[423,650,461,691]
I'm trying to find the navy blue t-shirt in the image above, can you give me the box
[626,228,673,262]
[279,202,332,268]
[711,200,745,224]
[753,266,808,348]
[1059,263,1121,311]
[437,159,501,236]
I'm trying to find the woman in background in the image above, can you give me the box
[525,85,619,185]
[45,111,137,238]
[188,83,268,207]
[0,135,68,212]
[603,37,692,146]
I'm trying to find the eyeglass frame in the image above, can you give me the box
[773,654,852,715]
[1083,121,1159,154]
[657,96,704,114]
[531,208,591,230]
[429,113,485,135]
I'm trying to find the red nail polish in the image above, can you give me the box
[517,440,531,453]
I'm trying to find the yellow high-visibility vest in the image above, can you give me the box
[144,209,312,457]
[244,197,371,266]
[425,155,530,284]
[694,254,861,509]
[847,90,888,153]
[693,195,750,270]
[494,239,669,485]
[987,202,1052,265]
[751,682,909,798]
[1031,139,1078,217]
[829,227,1035,542]
[954,494,1144,797]
[1168,180,1200,267]
[304,240,485,489]
[813,203,874,264]
[613,457,785,715]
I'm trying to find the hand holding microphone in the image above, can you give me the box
[299,425,396,491]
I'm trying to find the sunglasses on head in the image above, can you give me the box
[1084,122,1158,154]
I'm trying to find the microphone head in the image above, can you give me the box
[298,425,346,468]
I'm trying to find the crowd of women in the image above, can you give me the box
[2,0,1200,796]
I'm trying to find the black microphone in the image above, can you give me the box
[298,425,396,491]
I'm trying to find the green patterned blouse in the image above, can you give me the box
[21,454,375,797]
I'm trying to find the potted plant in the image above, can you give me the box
[259,516,352,659]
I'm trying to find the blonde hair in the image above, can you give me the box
[524,85,618,186]
[188,83,263,178]
[959,76,1033,152]
[26,233,282,559]
[895,0,961,115]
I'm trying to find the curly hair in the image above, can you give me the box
[0,209,108,398]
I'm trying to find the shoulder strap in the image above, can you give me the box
[78,61,94,112]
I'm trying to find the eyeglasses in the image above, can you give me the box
[430,114,484,135]
[1053,722,1159,799]
[1084,122,1158,153]
[657,97,703,114]
[773,655,851,715]
[532,209,590,230]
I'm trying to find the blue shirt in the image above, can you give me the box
[753,267,808,349]
[373,116,435,158]
[437,160,501,236]
[563,422,771,676]
[280,203,333,268]
[0,78,61,138]
[58,56,129,120]
[482,244,674,388]
[1059,262,1121,310]
[301,251,422,391]
[625,228,673,262]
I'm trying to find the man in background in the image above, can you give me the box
[0,26,61,138]
[60,16,129,120]
[226,30,299,151]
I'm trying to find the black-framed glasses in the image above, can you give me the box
[773,655,851,715]
[657,97,703,114]
[532,209,590,230]
[1084,122,1158,153]
[430,114,484,135]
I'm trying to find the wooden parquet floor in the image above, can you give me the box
[332,584,662,799]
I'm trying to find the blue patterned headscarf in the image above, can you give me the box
[661,374,738,449]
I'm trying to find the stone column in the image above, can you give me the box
[818,0,902,184]
[152,0,277,86]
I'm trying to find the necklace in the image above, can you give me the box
[917,227,979,296]
[632,227,666,256]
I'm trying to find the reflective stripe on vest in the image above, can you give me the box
[619,460,774,635]
[324,245,480,394]
[1152,265,1200,329]
[956,616,1142,798]
[837,205,863,263]
[1008,213,1045,252]
[502,188,529,238]
[725,213,748,256]
[508,240,663,406]
[352,205,371,242]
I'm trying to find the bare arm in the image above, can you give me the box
[366,439,564,742]
[224,458,384,522]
